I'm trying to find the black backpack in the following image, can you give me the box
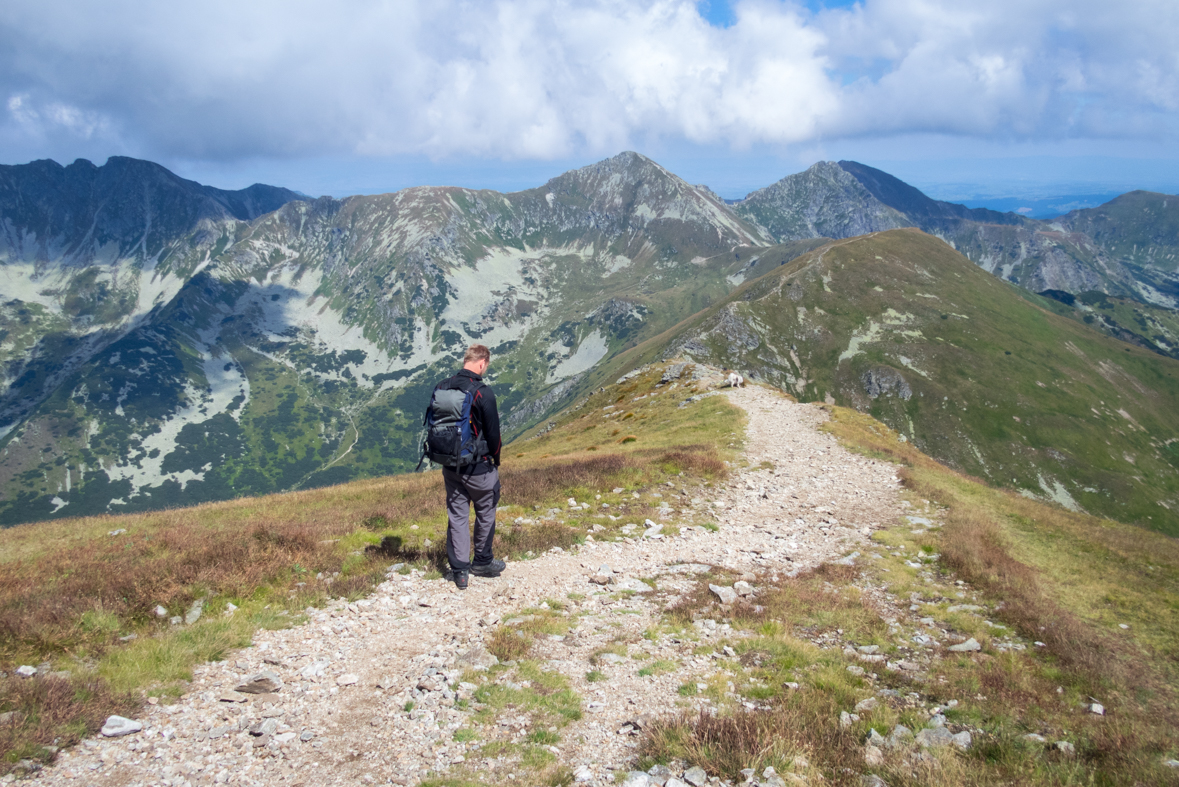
[417,377,489,470]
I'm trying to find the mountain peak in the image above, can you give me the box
[546,150,673,191]
[734,160,910,242]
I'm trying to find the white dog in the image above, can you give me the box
[727,372,745,388]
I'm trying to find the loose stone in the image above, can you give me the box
[708,584,738,605]
[100,716,142,737]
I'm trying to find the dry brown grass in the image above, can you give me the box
[0,674,138,766]
[0,449,721,664]
[902,469,1179,724]
[820,404,1179,783]
[487,627,534,663]
[642,705,863,785]
[926,490,1109,682]
[0,515,360,661]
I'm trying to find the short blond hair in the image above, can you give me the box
[464,344,491,364]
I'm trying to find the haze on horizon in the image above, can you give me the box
[2,0,1178,209]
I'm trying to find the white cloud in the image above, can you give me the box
[0,0,1175,166]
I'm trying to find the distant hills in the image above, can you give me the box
[1,152,1176,528]
[734,161,1179,312]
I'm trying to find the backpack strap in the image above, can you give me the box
[417,383,444,471]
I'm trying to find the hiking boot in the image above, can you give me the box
[471,558,506,578]
[446,569,469,590]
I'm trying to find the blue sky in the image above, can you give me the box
[3,0,1178,206]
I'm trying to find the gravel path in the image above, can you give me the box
[29,385,907,787]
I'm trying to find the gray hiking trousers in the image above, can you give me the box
[442,466,500,571]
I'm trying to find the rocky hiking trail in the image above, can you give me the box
[22,386,937,787]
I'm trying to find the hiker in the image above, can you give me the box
[420,344,505,589]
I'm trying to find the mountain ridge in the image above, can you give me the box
[0,152,772,524]
[595,229,1179,534]
[736,160,1179,309]
[2,151,1177,527]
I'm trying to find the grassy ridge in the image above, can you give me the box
[614,229,1179,535]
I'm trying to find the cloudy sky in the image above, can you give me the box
[3,0,1178,204]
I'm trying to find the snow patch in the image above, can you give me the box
[246,265,408,378]
[102,345,250,498]
[838,321,883,363]
[547,330,608,383]
[1035,474,1081,512]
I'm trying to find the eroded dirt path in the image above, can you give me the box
[32,386,909,787]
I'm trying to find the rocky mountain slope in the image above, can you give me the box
[735,162,1179,309]
[615,230,1179,534]
[0,153,776,524]
[0,158,303,444]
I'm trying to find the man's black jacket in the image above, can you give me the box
[434,368,501,474]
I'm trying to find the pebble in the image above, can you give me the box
[683,766,709,786]
[947,637,981,652]
[886,725,914,749]
[1055,741,1076,755]
[234,671,283,694]
[915,726,954,748]
[100,716,142,737]
[708,583,738,604]
[614,577,654,593]
[14,665,36,678]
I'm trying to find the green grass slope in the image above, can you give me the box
[618,229,1179,534]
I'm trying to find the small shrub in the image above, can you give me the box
[488,627,533,662]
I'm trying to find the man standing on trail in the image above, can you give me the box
[424,344,505,590]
